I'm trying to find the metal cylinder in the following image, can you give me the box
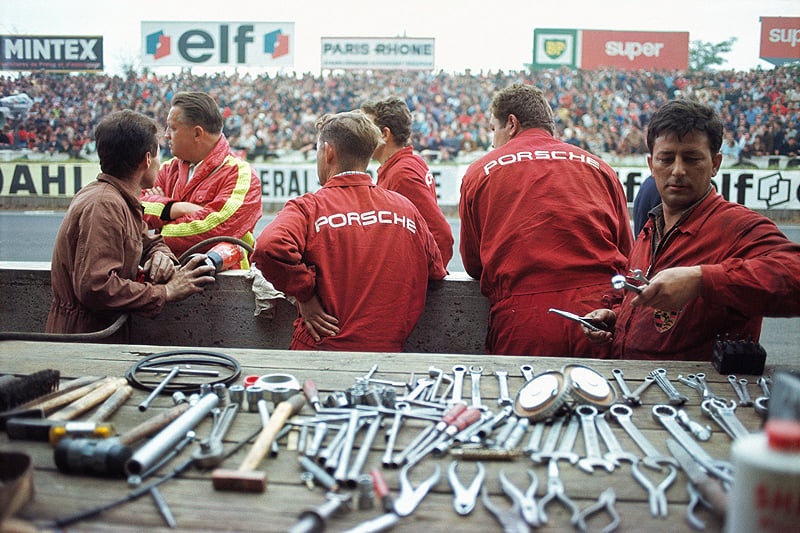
[125,392,218,476]
[229,385,245,406]
[305,422,328,458]
[246,385,265,413]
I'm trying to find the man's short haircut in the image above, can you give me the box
[361,97,412,146]
[646,99,724,155]
[490,83,554,135]
[315,110,382,169]
[95,110,158,179]
[171,91,224,134]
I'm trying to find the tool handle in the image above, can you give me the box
[442,402,467,425]
[303,380,320,406]
[49,378,126,422]
[239,394,305,472]
[33,377,110,414]
[119,402,191,446]
[13,375,103,411]
[697,478,729,518]
[88,385,134,423]
[453,407,483,431]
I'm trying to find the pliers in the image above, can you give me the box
[498,469,540,527]
[392,462,441,517]
[481,486,529,533]
[538,458,580,527]
[575,487,620,533]
[631,460,677,518]
[447,460,485,516]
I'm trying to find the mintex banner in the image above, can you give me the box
[580,30,688,70]
[760,17,800,65]
[141,22,293,68]
[0,35,103,71]
[321,37,435,70]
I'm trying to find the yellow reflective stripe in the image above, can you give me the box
[160,156,251,238]
[238,231,255,269]
[142,201,165,217]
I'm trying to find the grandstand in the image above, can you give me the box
[0,66,798,169]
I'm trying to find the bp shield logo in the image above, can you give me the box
[146,31,171,60]
[544,39,567,60]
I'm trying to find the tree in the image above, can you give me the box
[689,37,738,71]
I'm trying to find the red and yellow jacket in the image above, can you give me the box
[141,135,262,265]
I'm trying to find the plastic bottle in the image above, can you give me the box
[725,418,800,533]
[204,242,245,274]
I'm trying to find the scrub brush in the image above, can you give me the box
[0,369,61,412]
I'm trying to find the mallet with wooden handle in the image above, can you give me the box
[212,393,306,492]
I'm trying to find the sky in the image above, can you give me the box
[1,0,798,74]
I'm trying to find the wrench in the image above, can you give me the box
[700,398,751,440]
[523,422,546,456]
[607,404,676,470]
[575,405,616,473]
[381,402,410,467]
[651,368,689,405]
[611,369,635,403]
[530,415,567,463]
[548,414,580,465]
[651,405,734,485]
[728,375,753,407]
[520,364,535,382]
[676,409,712,441]
[451,365,467,404]
[594,411,639,465]
[469,366,483,409]
[626,376,656,406]
[496,370,513,406]
[501,417,530,451]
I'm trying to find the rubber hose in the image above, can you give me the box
[0,314,128,342]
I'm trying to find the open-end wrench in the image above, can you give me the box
[611,369,635,403]
[520,364,535,382]
[426,366,445,402]
[575,405,616,473]
[403,378,433,402]
[651,404,734,485]
[530,415,567,464]
[469,366,483,409]
[192,402,240,469]
[501,418,530,451]
[523,422,546,456]
[381,402,411,468]
[495,370,512,407]
[607,404,677,470]
[451,365,467,404]
[548,414,580,465]
[594,411,638,465]
[651,368,689,405]
[626,376,656,406]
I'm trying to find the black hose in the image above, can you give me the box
[0,314,129,342]
[125,349,241,394]
[178,236,255,265]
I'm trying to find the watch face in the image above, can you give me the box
[563,364,616,408]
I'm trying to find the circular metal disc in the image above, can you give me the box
[513,370,569,421]
[562,364,616,408]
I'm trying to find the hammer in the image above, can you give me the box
[212,393,305,492]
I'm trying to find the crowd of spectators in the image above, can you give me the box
[0,65,798,163]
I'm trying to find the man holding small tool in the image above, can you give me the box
[583,99,800,360]
[459,83,632,356]
[253,110,446,352]
[47,110,215,342]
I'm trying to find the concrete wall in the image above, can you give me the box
[0,263,489,354]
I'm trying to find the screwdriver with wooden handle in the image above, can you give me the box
[666,438,728,518]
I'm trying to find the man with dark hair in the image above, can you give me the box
[47,110,215,341]
[253,110,446,352]
[361,97,454,267]
[141,91,262,265]
[584,99,800,360]
[460,83,633,357]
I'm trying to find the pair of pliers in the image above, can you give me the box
[575,487,620,532]
[392,463,441,517]
[631,460,677,518]
[538,459,581,527]
[447,460,485,515]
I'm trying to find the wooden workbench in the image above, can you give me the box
[0,341,779,532]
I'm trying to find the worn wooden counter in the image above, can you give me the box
[0,341,780,532]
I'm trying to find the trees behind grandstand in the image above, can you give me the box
[689,37,738,71]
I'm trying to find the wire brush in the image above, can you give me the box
[0,369,60,411]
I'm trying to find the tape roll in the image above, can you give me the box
[562,364,616,409]
[513,370,570,421]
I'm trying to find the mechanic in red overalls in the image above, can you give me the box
[253,110,446,352]
[460,83,633,357]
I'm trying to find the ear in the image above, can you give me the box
[323,141,335,164]
[382,126,392,142]
[507,114,520,137]
[193,125,204,141]
[711,152,723,176]
[646,154,654,174]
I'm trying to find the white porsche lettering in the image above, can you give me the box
[483,149,602,174]
[313,210,416,234]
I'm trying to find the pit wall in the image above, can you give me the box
[0,263,489,354]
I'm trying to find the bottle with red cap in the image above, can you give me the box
[726,418,800,533]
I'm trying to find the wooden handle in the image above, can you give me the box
[697,478,729,518]
[49,378,126,422]
[119,402,190,446]
[22,376,106,412]
[239,394,306,472]
[88,385,133,423]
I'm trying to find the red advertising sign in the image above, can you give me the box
[580,30,688,70]
[760,17,800,64]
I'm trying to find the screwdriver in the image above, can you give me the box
[390,402,466,467]
[303,380,322,412]
[407,402,466,458]
[370,468,394,513]
[407,407,482,466]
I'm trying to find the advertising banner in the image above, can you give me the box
[3,162,800,211]
[321,37,435,70]
[141,22,294,68]
[0,35,103,71]
[532,29,579,68]
[759,17,800,65]
[580,30,688,70]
